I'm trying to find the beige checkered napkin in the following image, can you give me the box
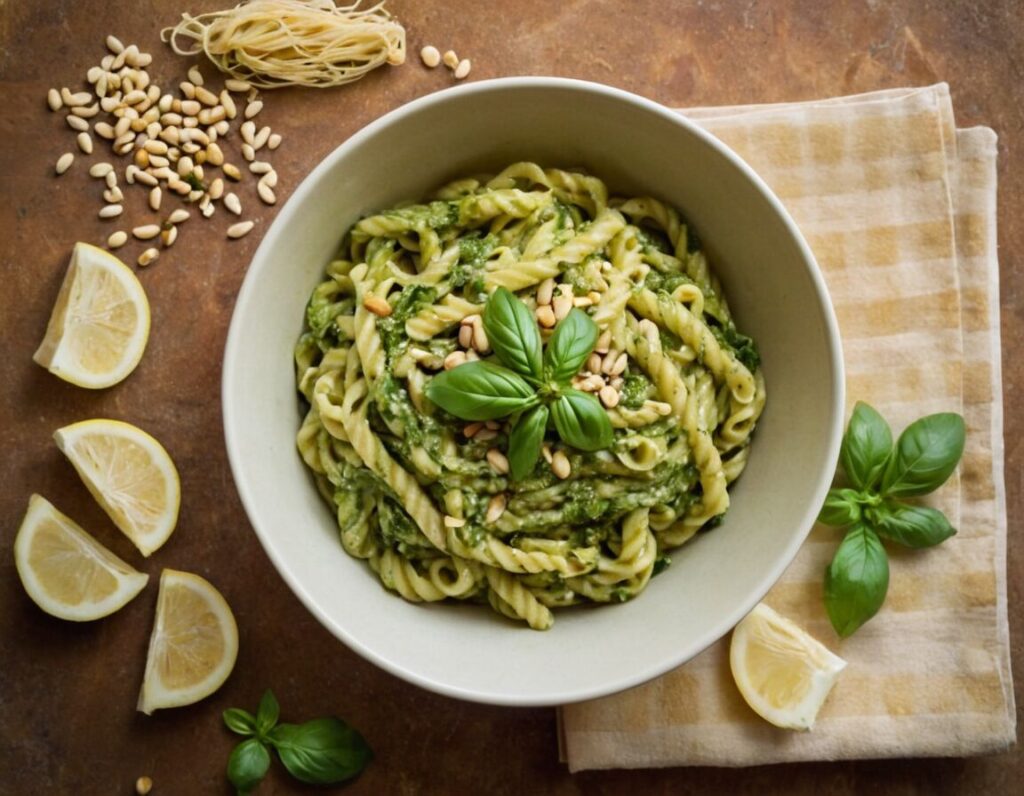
[558,85,1015,769]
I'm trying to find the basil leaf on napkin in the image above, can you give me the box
[839,401,893,490]
[881,412,966,497]
[824,524,889,638]
[871,501,956,548]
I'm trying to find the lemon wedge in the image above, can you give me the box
[54,419,180,557]
[33,242,150,389]
[138,569,239,714]
[729,602,847,730]
[13,494,149,621]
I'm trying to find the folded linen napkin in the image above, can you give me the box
[559,84,1015,769]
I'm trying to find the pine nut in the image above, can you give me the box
[224,192,242,215]
[133,224,160,240]
[47,88,62,111]
[158,93,173,113]
[651,400,673,416]
[541,443,553,464]
[250,160,272,174]
[601,350,619,373]
[253,126,271,149]
[573,296,593,308]
[167,209,190,224]
[485,494,507,523]
[537,278,555,305]
[588,290,602,304]
[187,65,204,86]
[105,34,124,53]
[114,116,132,136]
[244,100,263,119]
[241,143,255,162]
[443,351,467,370]
[105,171,118,189]
[223,163,241,180]
[198,106,225,125]
[103,187,123,203]
[107,230,127,248]
[268,133,282,150]
[259,170,278,189]
[444,515,466,529]
[579,374,605,392]
[63,90,91,106]
[486,449,510,475]
[473,323,489,353]
[587,352,602,373]
[220,90,237,118]
[610,352,628,376]
[442,49,459,69]
[123,89,146,105]
[536,304,556,328]
[463,422,483,438]
[55,153,74,174]
[161,225,178,247]
[134,149,150,169]
[66,114,89,132]
[148,186,161,211]
[257,181,276,205]
[552,450,571,480]
[144,139,168,155]
[180,81,196,99]
[201,202,215,218]
[181,99,201,116]
[474,427,497,441]
[195,86,219,106]
[454,59,471,79]
[89,162,113,178]
[177,155,194,176]
[134,168,158,186]
[420,45,441,67]
[134,775,153,796]
[99,204,123,219]
[552,293,573,321]
[458,324,473,348]
[599,385,620,408]
[225,78,251,92]
[138,247,159,267]
[208,178,224,200]
[94,121,115,139]
[123,44,140,67]
[227,220,255,239]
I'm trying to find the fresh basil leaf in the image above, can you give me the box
[817,488,863,527]
[223,708,257,737]
[508,404,549,481]
[544,308,599,384]
[483,287,543,380]
[550,389,613,451]
[255,690,280,737]
[227,738,271,795]
[840,401,893,490]
[426,361,538,421]
[269,718,372,785]
[872,501,956,548]
[824,524,889,637]
[881,412,966,497]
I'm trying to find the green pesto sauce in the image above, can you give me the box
[377,284,437,356]
[619,373,652,409]
[710,323,761,371]
[374,373,441,455]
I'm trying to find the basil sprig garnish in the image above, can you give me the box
[426,287,614,479]
[224,690,371,794]
[817,401,965,637]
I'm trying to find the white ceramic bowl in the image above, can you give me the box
[223,77,844,706]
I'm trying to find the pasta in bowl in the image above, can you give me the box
[295,163,766,630]
[222,77,843,705]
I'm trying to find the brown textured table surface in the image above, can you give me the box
[1,1,1020,793]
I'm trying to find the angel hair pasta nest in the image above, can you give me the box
[295,163,766,630]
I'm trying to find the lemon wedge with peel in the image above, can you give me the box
[138,569,239,714]
[13,494,149,621]
[54,419,180,557]
[33,242,150,389]
[730,603,847,730]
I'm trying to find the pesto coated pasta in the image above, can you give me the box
[295,163,766,629]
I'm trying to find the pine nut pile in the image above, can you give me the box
[48,35,284,266]
[418,44,471,79]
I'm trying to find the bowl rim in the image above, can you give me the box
[222,76,845,706]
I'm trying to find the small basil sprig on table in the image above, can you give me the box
[819,402,965,637]
[426,287,614,480]
[223,690,371,794]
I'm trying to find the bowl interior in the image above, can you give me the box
[223,78,843,706]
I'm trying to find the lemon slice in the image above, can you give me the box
[54,419,180,557]
[33,242,150,389]
[13,494,149,621]
[730,602,847,730]
[138,569,238,714]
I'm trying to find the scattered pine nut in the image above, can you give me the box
[89,162,113,178]
[553,293,573,321]
[537,278,555,305]
[132,224,161,240]
[187,65,204,86]
[420,45,441,68]
[162,225,178,246]
[444,351,467,370]
[47,88,62,111]
[257,181,276,205]
[103,187,123,204]
[225,78,251,92]
[587,352,602,373]
[259,170,278,189]
[209,177,224,200]
[66,115,89,132]
[267,133,282,150]
[454,59,471,80]
[363,294,392,317]
[224,192,242,215]
[551,450,571,480]
[442,49,459,69]
[599,385,620,409]
[107,230,128,248]
[148,186,162,211]
[167,209,191,225]
[458,324,474,349]
[223,163,241,180]
[105,35,124,54]
[536,304,556,328]
[55,152,74,174]
[610,352,628,376]
[227,220,255,239]
[250,160,272,174]
[134,775,153,796]
[137,247,159,267]
[244,100,263,119]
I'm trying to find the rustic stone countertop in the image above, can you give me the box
[1,1,1020,793]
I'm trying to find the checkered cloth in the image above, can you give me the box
[559,84,1015,769]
